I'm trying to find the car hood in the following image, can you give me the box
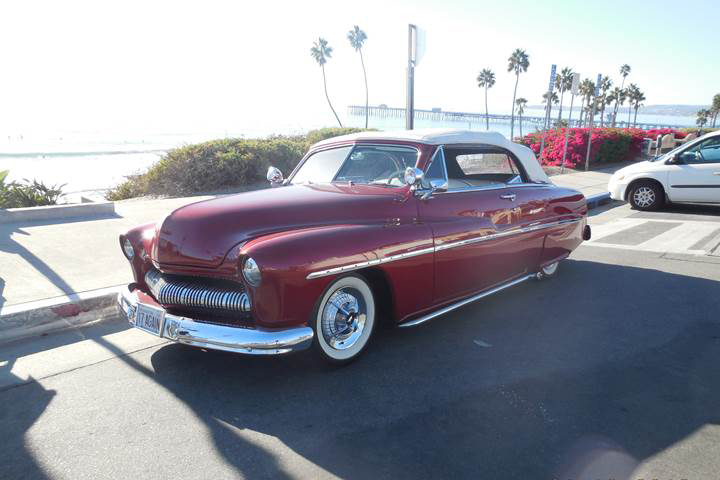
[153,183,409,268]
[614,160,663,177]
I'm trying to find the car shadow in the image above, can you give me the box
[11,259,713,478]
[630,202,720,221]
[108,258,719,479]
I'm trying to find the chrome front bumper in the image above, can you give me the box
[117,285,314,355]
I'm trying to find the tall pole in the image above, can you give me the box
[406,24,415,130]
[585,74,602,171]
[561,72,580,173]
[539,65,557,161]
[560,92,575,174]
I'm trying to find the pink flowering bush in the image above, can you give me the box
[517,127,689,169]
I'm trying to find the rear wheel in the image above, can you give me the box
[312,275,376,364]
[538,261,559,279]
[628,181,664,211]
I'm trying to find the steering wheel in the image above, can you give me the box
[385,169,407,183]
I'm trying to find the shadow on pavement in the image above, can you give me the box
[4,258,719,479]
[137,259,719,479]
[630,202,720,221]
[0,358,55,480]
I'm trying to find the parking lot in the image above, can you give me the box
[2,202,719,480]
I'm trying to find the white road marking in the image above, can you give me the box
[473,339,492,348]
[637,222,720,253]
[586,218,720,255]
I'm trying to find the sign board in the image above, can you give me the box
[548,64,557,92]
[571,72,581,95]
[594,73,602,97]
[411,25,426,66]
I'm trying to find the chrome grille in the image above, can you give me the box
[145,269,251,312]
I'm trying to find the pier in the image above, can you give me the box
[348,105,688,130]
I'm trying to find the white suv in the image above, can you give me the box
[609,130,720,210]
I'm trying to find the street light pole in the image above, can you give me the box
[585,74,602,172]
[406,24,416,130]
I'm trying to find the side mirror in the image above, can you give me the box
[403,167,425,187]
[420,179,448,200]
[267,166,284,186]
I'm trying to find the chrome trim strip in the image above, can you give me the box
[306,246,435,280]
[118,287,312,355]
[145,269,251,313]
[399,273,537,328]
[305,218,581,279]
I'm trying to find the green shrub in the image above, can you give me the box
[107,127,370,200]
[0,170,65,208]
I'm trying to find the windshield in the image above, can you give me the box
[291,145,419,187]
[651,135,703,162]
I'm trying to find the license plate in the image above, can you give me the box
[135,303,165,336]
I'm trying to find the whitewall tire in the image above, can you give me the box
[312,275,376,364]
[539,261,559,279]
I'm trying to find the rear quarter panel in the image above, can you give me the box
[539,186,587,266]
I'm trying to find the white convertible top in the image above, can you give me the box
[313,129,550,183]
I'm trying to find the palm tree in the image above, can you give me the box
[347,26,369,128]
[612,64,631,126]
[697,109,710,128]
[597,76,612,127]
[555,67,574,122]
[628,84,646,127]
[515,97,527,137]
[607,86,627,126]
[578,78,595,126]
[711,93,720,128]
[507,49,530,139]
[310,37,342,127]
[542,91,559,126]
[476,68,496,130]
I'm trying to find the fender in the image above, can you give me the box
[241,221,434,328]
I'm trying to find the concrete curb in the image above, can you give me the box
[0,202,116,224]
[586,192,612,210]
[0,287,121,344]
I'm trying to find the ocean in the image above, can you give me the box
[0,109,699,199]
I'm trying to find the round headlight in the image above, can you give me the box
[122,238,135,260]
[242,257,261,287]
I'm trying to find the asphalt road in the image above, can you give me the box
[2,203,720,480]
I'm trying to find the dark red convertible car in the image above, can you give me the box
[118,130,590,363]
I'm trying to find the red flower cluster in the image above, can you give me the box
[518,128,687,169]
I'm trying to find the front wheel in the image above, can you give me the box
[312,275,376,364]
[629,181,664,211]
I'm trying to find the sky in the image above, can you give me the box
[0,0,717,137]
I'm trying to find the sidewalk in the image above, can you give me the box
[0,168,621,313]
[549,163,625,198]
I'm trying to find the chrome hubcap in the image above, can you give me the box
[633,186,655,208]
[321,288,366,350]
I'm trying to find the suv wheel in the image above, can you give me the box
[629,181,664,211]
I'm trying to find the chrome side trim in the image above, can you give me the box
[399,273,537,328]
[118,286,312,355]
[306,246,435,280]
[305,218,581,279]
[145,269,251,312]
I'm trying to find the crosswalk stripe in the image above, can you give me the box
[586,218,720,255]
[637,222,720,253]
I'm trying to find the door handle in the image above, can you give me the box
[499,193,516,201]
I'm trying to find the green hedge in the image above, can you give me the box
[107,128,370,200]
